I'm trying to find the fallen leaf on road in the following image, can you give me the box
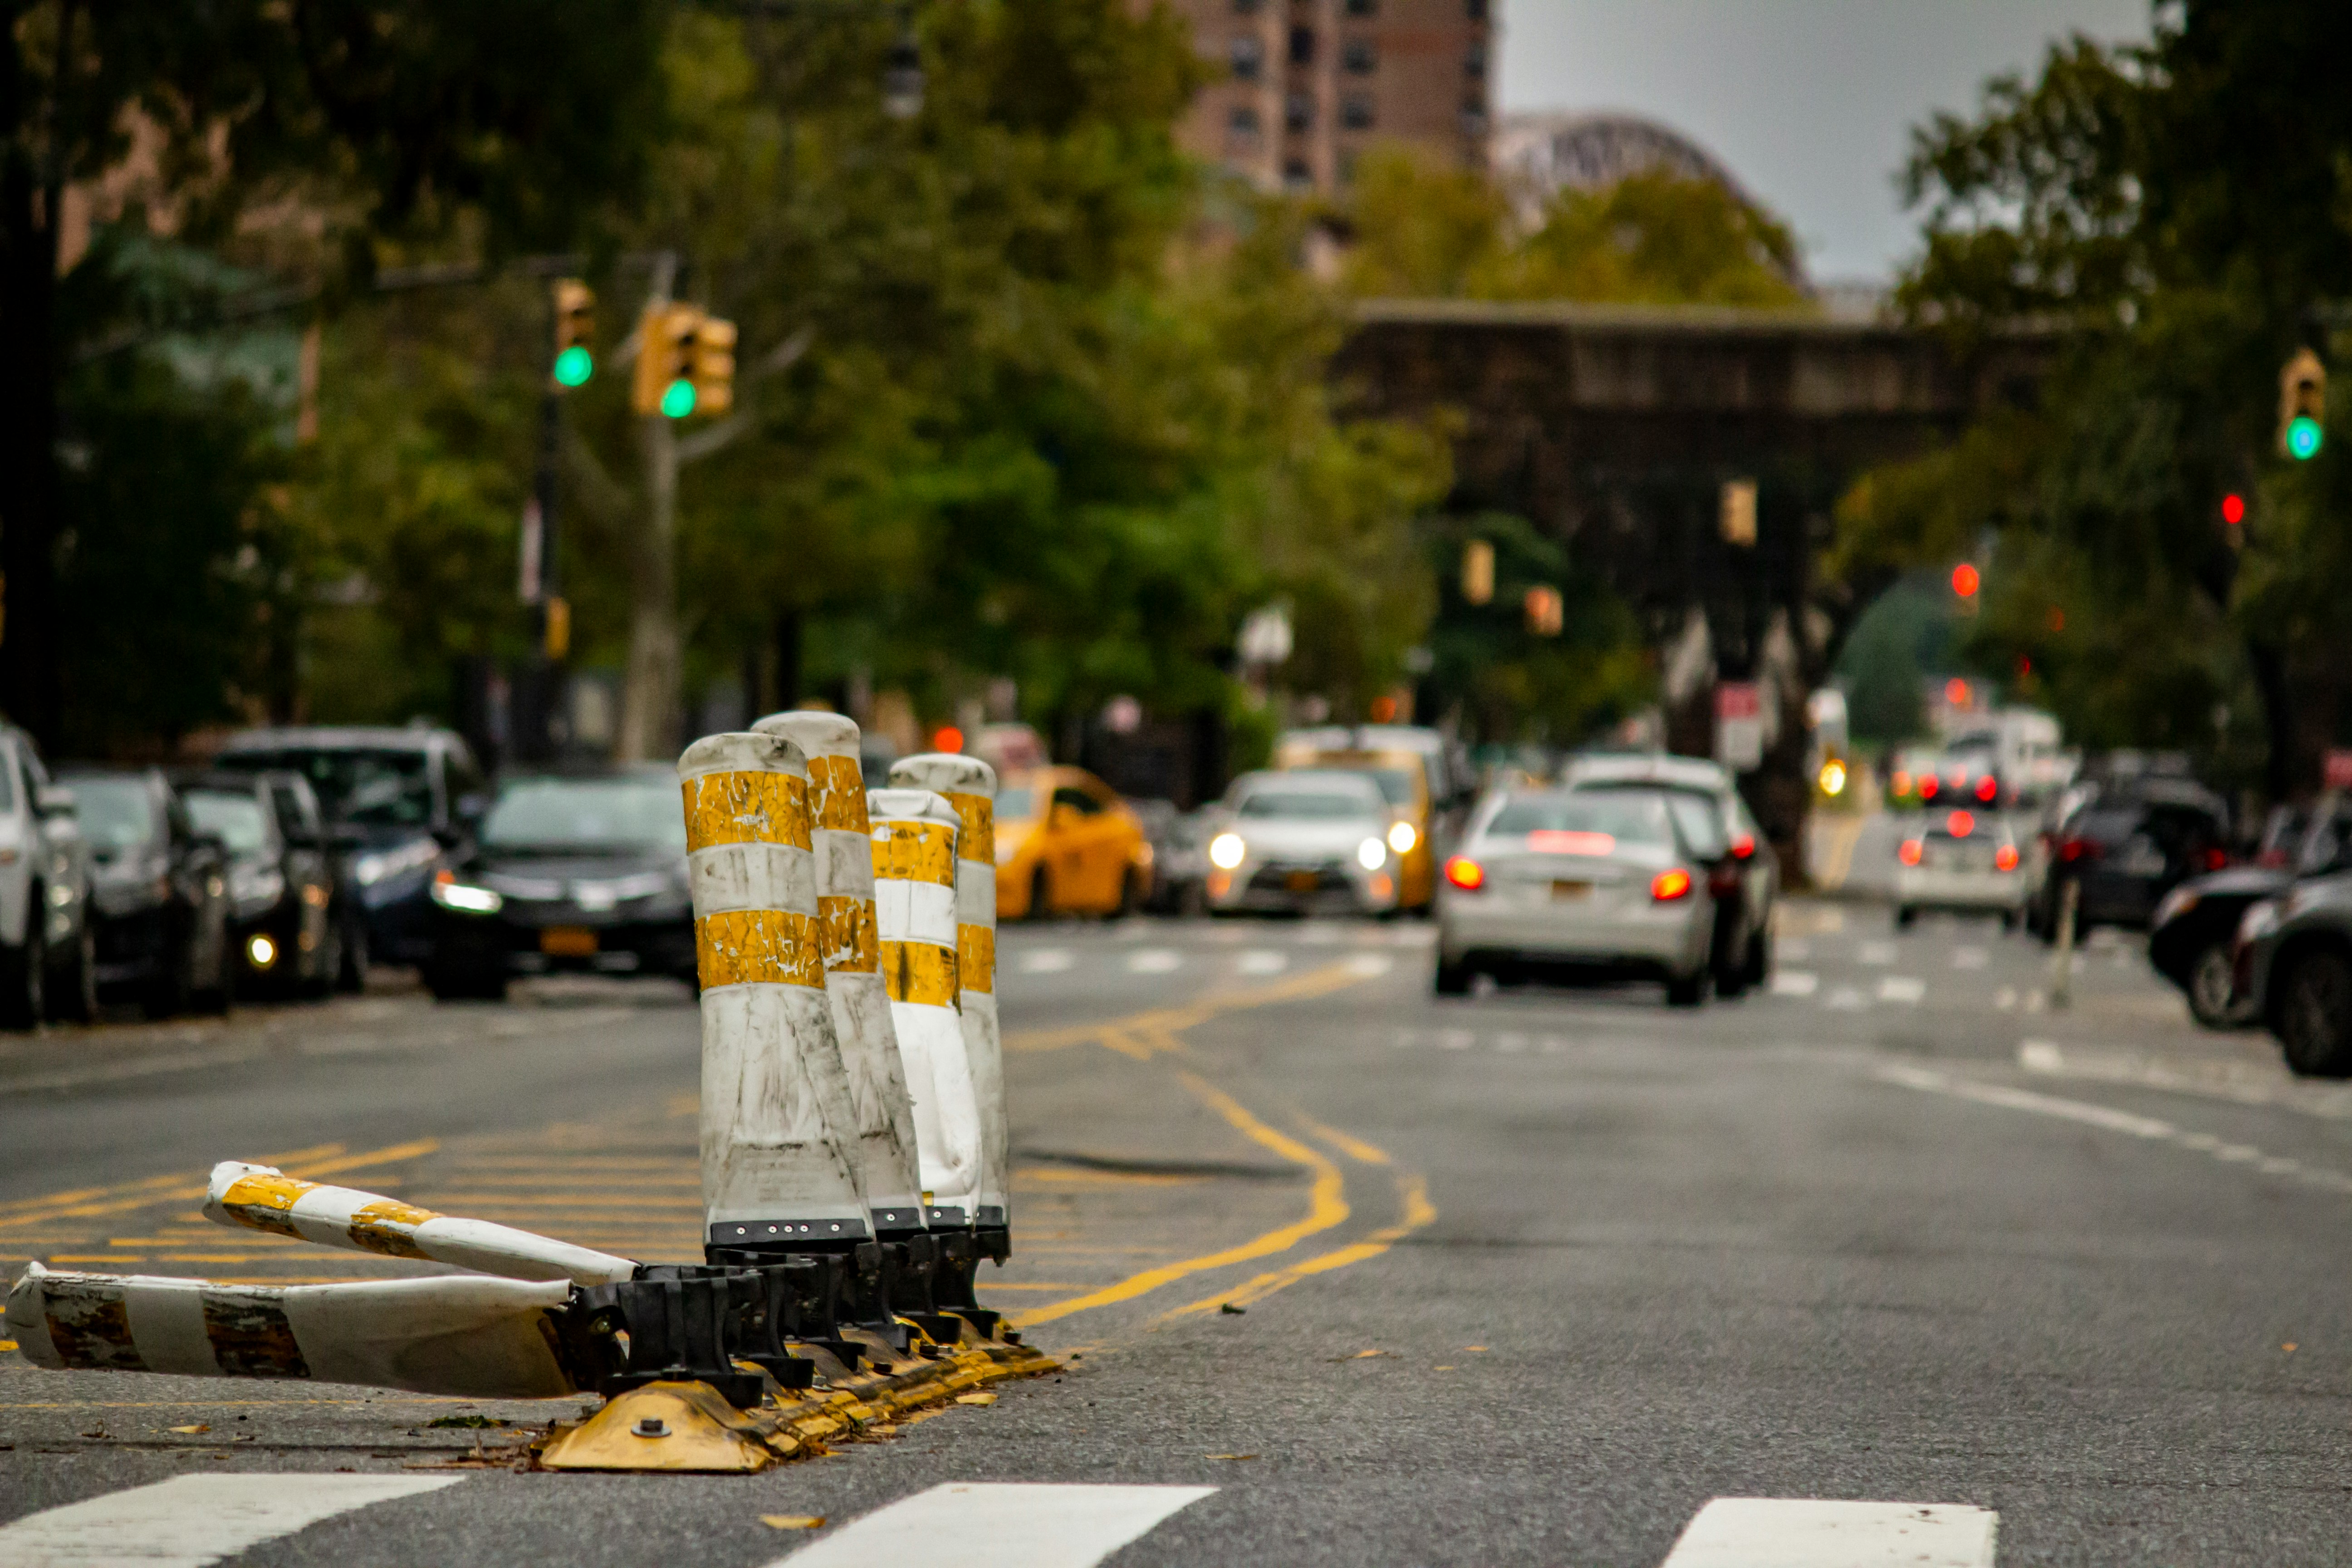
[1465,1346,1488,1353]
[168,1425,210,1435]
[2283,1343,2298,1353]
[1205,1453,1257,1461]
[954,1393,996,1406]
[1327,1348,1395,1361]
[762,1516,825,1530]
[0,1340,16,1352]
[1433,1365,1455,1371]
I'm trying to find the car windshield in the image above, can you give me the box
[70,778,159,856]
[995,785,1037,823]
[481,776,686,853]
[1237,788,1379,820]
[220,747,433,828]
[1488,792,1673,847]
[184,790,271,855]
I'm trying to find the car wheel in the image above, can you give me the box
[2276,949,2352,1078]
[2185,941,2239,1029]
[303,913,343,1000]
[1433,953,1473,996]
[1028,867,1053,922]
[189,903,234,1016]
[1117,867,1143,920]
[1742,925,1771,988]
[0,900,47,1032]
[1893,905,1916,931]
[337,912,370,994]
[48,917,97,1025]
[1666,970,1708,1008]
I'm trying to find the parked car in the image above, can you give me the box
[1893,808,2029,931]
[1563,752,1777,995]
[2028,780,2230,938]
[1130,799,1209,916]
[1197,770,1405,918]
[1434,787,1717,1006]
[2235,870,2352,1077]
[993,766,1153,920]
[212,725,485,973]
[1275,725,1473,913]
[61,768,234,1016]
[178,773,341,998]
[2150,865,2293,1027]
[421,767,694,1001]
[0,725,95,1027]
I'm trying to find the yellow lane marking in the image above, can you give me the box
[1156,1173,1436,1322]
[1295,1112,1391,1166]
[1005,962,1372,1055]
[1008,1070,1347,1329]
[0,1141,434,1237]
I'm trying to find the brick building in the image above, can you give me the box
[1158,0,1495,193]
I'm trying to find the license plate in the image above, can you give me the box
[1286,871,1318,893]
[541,927,598,956]
[1550,880,1592,901]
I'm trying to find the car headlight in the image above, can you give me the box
[1357,837,1387,871]
[1387,821,1417,855]
[431,875,503,916]
[1208,833,1247,870]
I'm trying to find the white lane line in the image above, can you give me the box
[1994,986,2018,1011]
[1437,1029,1476,1050]
[0,1474,463,1567]
[2020,1038,2352,1122]
[1825,986,1868,1011]
[1952,947,1988,969]
[1125,950,1182,974]
[1779,938,1812,960]
[1299,925,1343,945]
[1877,976,1926,1005]
[778,1483,1215,1568]
[1344,953,1394,977]
[1236,950,1288,976]
[1659,1497,1997,1567]
[1857,940,1898,965]
[1019,949,1074,974]
[1493,1031,1528,1052]
[1771,970,1819,997]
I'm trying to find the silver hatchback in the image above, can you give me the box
[1435,789,1717,1005]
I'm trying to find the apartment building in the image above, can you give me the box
[1160,0,1495,193]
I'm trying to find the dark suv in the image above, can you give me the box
[2032,780,2229,938]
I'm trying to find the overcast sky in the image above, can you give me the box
[1497,0,2155,283]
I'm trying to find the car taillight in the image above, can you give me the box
[1994,845,2020,871]
[1651,868,1693,901]
[1707,863,1742,897]
[1898,839,1923,866]
[2057,838,2098,863]
[1729,832,1755,859]
[2202,846,2228,872]
[1918,776,1940,800]
[1975,776,1998,803]
[1443,856,1485,892]
[1946,810,1974,837]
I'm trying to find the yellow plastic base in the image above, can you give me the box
[539,1381,798,1473]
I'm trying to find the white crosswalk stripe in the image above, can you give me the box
[1125,949,1182,974]
[1237,950,1288,975]
[1659,1498,1997,1567]
[1771,970,1819,997]
[0,1474,463,1567]
[773,1482,1216,1567]
[1877,976,1926,1004]
[1020,948,1074,974]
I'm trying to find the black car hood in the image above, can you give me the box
[2177,866,2293,900]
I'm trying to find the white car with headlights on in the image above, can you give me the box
[1201,770,1406,916]
[1435,789,1716,1005]
[1892,808,2026,929]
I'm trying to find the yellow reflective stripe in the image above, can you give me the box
[681,770,811,852]
[819,894,880,974]
[348,1197,436,1260]
[944,789,994,863]
[958,923,995,995]
[806,754,869,833]
[880,939,959,1006]
[873,821,957,885]
[696,909,824,989]
[217,1172,314,1239]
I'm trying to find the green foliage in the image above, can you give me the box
[1339,147,1808,309]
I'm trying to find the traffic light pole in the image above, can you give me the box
[618,253,684,762]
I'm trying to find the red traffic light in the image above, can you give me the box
[2221,493,2246,525]
[1951,563,1980,598]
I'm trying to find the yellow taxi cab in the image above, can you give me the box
[994,766,1153,919]
[1273,725,1451,911]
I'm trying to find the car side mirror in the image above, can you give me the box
[34,784,75,818]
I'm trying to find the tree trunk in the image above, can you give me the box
[617,412,681,761]
[0,152,63,750]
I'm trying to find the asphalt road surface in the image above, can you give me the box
[3,892,2349,1565]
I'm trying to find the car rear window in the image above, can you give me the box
[184,790,272,855]
[1487,793,1672,847]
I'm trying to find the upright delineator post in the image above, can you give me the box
[888,754,1009,1277]
[680,733,872,1252]
[866,788,985,1232]
[752,713,927,1237]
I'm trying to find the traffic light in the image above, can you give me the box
[690,314,738,416]
[2279,348,2325,460]
[1951,563,1980,598]
[551,279,594,388]
[631,304,702,417]
[1460,540,1494,605]
[1719,479,1757,546]
[1524,584,1563,637]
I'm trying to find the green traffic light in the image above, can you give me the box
[553,345,593,387]
[660,378,696,419]
[2288,415,2324,461]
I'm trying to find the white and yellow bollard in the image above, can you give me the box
[751,713,927,1237]
[680,732,872,1254]
[887,754,1009,1272]
[865,788,985,1230]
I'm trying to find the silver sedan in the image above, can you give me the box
[1200,770,1405,916]
[1435,788,1716,1005]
